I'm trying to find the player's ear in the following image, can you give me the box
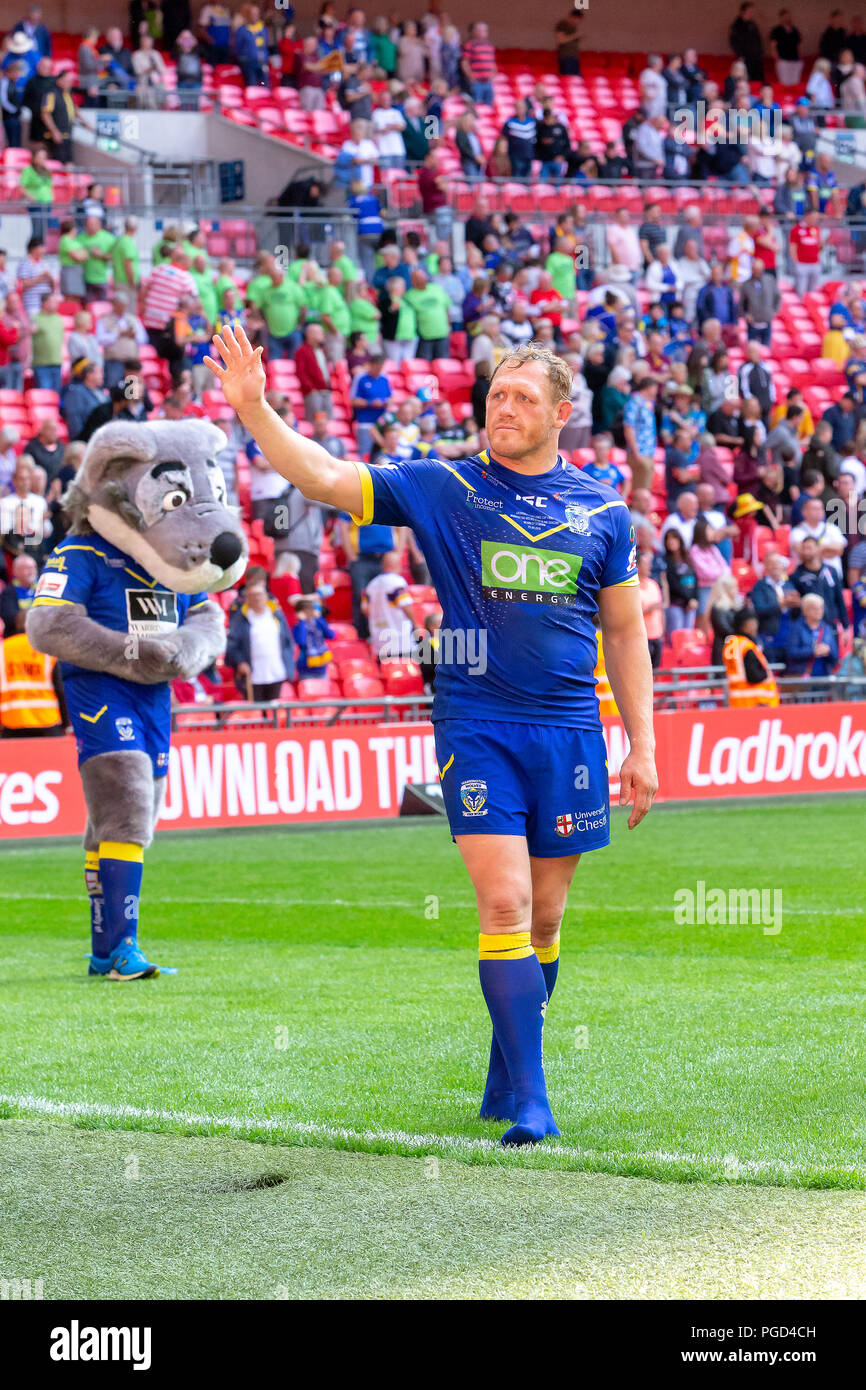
[556,397,573,429]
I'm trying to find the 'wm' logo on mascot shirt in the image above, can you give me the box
[125,589,179,637]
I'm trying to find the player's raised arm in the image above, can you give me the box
[204,325,366,518]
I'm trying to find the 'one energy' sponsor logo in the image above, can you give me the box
[480,540,583,606]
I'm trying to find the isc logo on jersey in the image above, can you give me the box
[481,540,583,605]
[125,589,179,636]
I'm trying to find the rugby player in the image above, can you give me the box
[206,326,657,1146]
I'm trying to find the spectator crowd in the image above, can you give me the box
[2,5,866,722]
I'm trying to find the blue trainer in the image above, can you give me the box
[88,936,163,980]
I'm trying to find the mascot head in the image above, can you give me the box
[64,419,248,593]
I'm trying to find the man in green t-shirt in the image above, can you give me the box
[189,254,218,325]
[348,286,381,348]
[111,216,140,288]
[79,215,115,301]
[262,267,307,356]
[245,252,277,308]
[31,293,65,392]
[327,241,359,293]
[313,266,352,361]
[213,257,237,309]
[405,269,452,361]
[545,237,577,304]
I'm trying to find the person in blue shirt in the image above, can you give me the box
[347,180,384,281]
[805,154,839,213]
[291,595,336,678]
[501,99,537,179]
[233,4,269,86]
[350,354,392,461]
[785,592,839,678]
[696,265,737,329]
[337,506,396,639]
[580,432,625,491]
[205,326,657,1149]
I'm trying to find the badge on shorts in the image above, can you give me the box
[565,504,591,535]
[115,716,134,742]
[555,813,575,837]
[460,779,488,815]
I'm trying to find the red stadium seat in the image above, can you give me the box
[732,559,758,593]
[296,677,340,700]
[337,658,379,680]
[329,640,371,662]
[342,673,385,698]
[382,661,425,696]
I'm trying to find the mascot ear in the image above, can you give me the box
[78,421,159,488]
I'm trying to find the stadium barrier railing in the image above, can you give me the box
[168,672,866,732]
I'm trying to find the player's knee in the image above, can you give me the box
[530,904,564,945]
[477,878,532,932]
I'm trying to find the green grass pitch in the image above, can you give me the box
[1,796,865,1298]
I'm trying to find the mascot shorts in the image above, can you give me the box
[68,681,171,778]
[433,719,611,858]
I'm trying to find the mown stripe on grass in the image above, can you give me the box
[0,891,861,917]
[1,1093,862,1190]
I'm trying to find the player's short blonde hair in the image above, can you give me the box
[489,342,573,405]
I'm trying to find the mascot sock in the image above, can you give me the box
[480,938,560,1121]
[98,842,144,957]
[85,851,107,959]
[478,932,559,1146]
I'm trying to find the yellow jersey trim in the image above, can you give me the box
[498,515,569,543]
[78,704,108,724]
[349,460,375,525]
[436,460,477,492]
[52,544,157,589]
[31,596,73,607]
[610,576,640,588]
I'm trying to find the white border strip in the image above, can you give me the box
[1,1093,862,1186]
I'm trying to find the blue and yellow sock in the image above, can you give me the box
[98,841,143,957]
[478,932,559,1145]
[85,851,106,958]
[480,938,561,1120]
[535,937,560,1000]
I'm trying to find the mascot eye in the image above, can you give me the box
[162,489,188,512]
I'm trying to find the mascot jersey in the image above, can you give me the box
[31,535,209,775]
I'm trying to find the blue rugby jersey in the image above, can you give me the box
[30,536,209,706]
[352,450,638,728]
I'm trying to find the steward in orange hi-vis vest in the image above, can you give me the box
[594,630,619,717]
[0,631,63,732]
[723,615,779,709]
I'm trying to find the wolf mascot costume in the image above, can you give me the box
[27,420,248,979]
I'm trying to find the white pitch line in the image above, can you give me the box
[1,1093,861,1185]
[0,891,861,917]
